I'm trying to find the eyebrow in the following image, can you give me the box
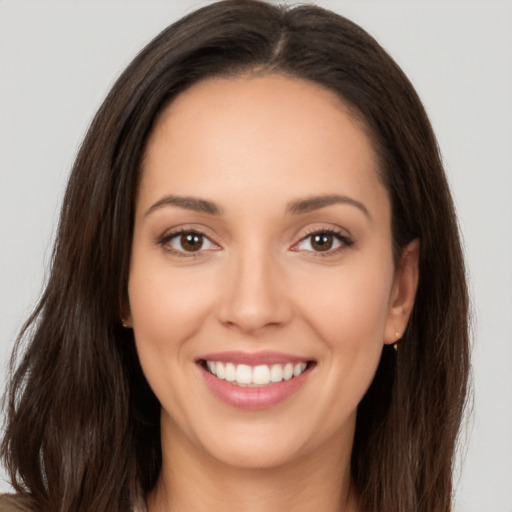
[145,195,222,216]
[145,193,371,220]
[286,194,371,220]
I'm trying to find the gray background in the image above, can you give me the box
[1,1,511,510]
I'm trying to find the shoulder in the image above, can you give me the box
[0,494,37,512]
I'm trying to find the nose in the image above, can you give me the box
[216,246,293,335]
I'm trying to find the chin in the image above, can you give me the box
[206,435,306,470]
[180,408,354,472]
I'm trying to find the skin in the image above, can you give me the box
[126,74,419,512]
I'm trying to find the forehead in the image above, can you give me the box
[139,74,389,220]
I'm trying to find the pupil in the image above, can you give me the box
[312,233,332,251]
[181,233,203,251]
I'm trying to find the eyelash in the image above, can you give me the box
[157,227,353,258]
[292,228,354,257]
[158,229,219,258]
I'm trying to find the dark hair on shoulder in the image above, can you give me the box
[1,1,470,511]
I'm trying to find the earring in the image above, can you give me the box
[393,331,400,351]
[121,318,130,328]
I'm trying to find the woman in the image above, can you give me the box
[0,1,470,511]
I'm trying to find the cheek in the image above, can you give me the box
[127,266,217,417]
[295,259,394,349]
[128,264,216,352]
[265,260,394,445]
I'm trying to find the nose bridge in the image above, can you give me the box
[217,239,291,333]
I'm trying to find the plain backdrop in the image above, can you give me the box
[0,1,511,511]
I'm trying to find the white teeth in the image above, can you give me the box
[270,364,283,383]
[216,362,226,380]
[235,364,252,385]
[294,362,307,377]
[283,363,294,380]
[207,361,216,375]
[225,362,236,382]
[205,360,309,386]
[253,365,270,385]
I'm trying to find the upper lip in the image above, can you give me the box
[196,351,312,366]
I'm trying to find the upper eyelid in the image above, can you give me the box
[158,230,220,258]
[294,225,352,243]
[157,224,352,249]
[290,227,354,253]
[159,224,220,242]
[161,229,218,246]
[299,226,349,238]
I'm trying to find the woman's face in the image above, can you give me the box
[127,74,417,469]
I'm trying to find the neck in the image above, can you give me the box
[147,416,359,512]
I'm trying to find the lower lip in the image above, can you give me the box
[199,363,312,409]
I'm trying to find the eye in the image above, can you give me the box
[161,230,218,254]
[293,229,352,254]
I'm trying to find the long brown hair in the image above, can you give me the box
[1,1,470,511]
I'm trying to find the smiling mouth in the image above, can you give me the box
[200,360,313,387]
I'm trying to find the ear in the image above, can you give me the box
[384,239,420,344]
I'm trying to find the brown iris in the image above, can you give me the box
[180,232,204,251]
[311,233,334,251]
